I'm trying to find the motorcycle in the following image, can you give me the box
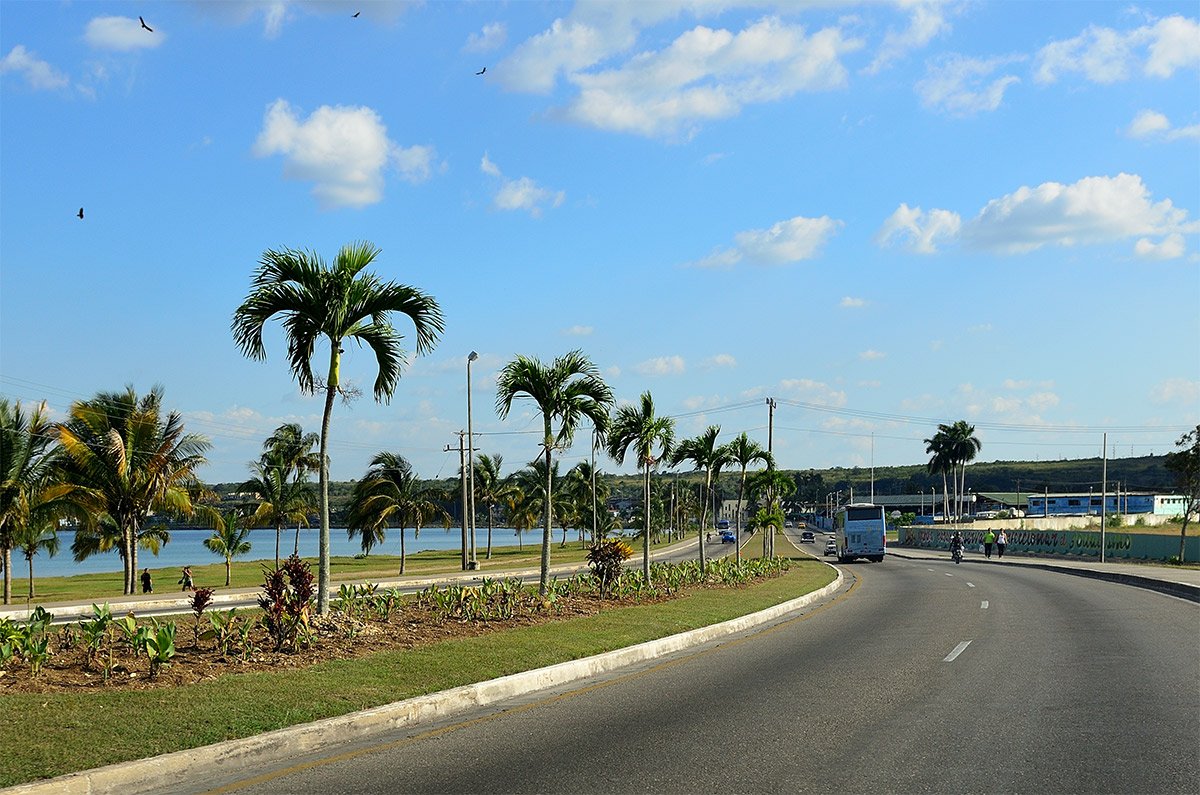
[951,546,963,564]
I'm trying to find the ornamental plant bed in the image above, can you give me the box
[0,555,789,696]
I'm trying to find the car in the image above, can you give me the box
[800,530,815,543]
[784,520,794,528]
[719,530,736,543]
[824,540,838,556]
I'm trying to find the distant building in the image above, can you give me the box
[1025,492,1187,517]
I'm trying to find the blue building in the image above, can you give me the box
[1025,492,1186,517]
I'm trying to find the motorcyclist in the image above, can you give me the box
[949,532,964,561]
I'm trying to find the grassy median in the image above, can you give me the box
[0,556,835,787]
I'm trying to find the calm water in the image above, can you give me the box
[17,526,555,579]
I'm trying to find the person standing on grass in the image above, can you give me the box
[983,528,996,559]
[140,568,153,594]
[996,530,1008,559]
[179,566,193,592]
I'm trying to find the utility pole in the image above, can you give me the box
[766,397,777,558]
[870,432,875,503]
[1101,432,1108,564]
[446,433,469,571]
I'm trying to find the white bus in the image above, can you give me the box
[833,503,886,563]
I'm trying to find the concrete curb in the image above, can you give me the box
[3,571,842,795]
[887,550,1200,603]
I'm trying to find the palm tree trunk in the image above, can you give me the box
[225,558,232,587]
[540,441,553,597]
[486,504,494,560]
[293,524,300,556]
[699,471,710,574]
[274,525,281,569]
[736,470,746,566]
[3,546,11,604]
[317,381,336,615]
[643,464,651,583]
[400,527,407,575]
[27,555,34,599]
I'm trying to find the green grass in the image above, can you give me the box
[5,536,681,606]
[0,559,834,787]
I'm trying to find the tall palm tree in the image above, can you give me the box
[670,425,728,573]
[232,241,444,614]
[723,432,773,565]
[924,428,953,520]
[607,391,675,582]
[242,453,314,566]
[204,508,254,587]
[13,517,60,600]
[0,399,62,604]
[473,453,515,560]
[495,351,613,595]
[56,386,210,595]
[261,422,320,555]
[347,452,445,575]
[944,420,982,519]
[747,465,796,558]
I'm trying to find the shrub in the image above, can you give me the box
[258,555,316,652]
[587,539,633,597]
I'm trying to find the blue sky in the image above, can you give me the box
[2,0,1197,485]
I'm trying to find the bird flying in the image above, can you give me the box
[77,207,84,219]
[139,16,153,32]
[352,11,360,18]
[476,67,486,75]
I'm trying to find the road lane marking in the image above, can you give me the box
[927,567,935,572]
[981,601,989,609]
[967,583,975,588]
[943,641,972,662]
[945,573,954,577]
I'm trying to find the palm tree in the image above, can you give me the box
[473,453,515,560]
[607,391,675,582]
[670,425,728,573]
[944,420,982,520]
[56,386,210,595]
[0,399,62,604]
[748,466,795,558]
[13,519,59,600]
[204,508,254,587]
[232,241,444,614]
[495,351,613,595]
[924,429,952,521]
[261,422,320,555]
[723,432,773,565]
[347,452,445,575]
[242,454,314,566]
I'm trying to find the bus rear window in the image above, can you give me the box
[846,507,882,522]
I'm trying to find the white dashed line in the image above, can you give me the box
[945,573,954,577]
[943,641,972,662]
[981,600,989,609]
[927,568,936,572]
[966,583,976,588]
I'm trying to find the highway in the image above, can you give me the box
[199,543,1200,794]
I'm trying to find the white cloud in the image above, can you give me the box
[1126,109,1200,141]
[465,22,507,53]
[915,53,1021,115]
[703,354,737,369]
[85,16,165,51]
[1150,378,1200,405]
[859,349,886,361]
[635,355,686,376]
[964,173,1195,255]
[253,99,434,209]
[778,378,847,407]
[1135,233,1186,260]
[867,1,952,73]
[840,296,866,308]
[1034,15,1200,84]
[562,325,594,336]
[480,155,565,218]
[875,203,961,253]
[689,214,841,268]
[883,174,1196,257]
[1002,379,1031,389]
[0,45,69,90]
[561,17,861,138]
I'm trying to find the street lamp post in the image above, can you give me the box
[467,351,478,568]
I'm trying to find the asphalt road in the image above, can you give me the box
[201,552,1200,794]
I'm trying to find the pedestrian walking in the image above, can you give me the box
[179,565,193,592]
[983,529,996,559]
[996,530,1008,559]
[140,568,153,594]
